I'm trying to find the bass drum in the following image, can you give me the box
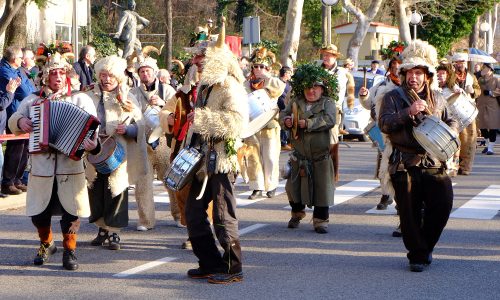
[163,147,204,191]
[413,115,460,162]
[446,92,478,132]
[87,137,125,174]
[240,89,278,139]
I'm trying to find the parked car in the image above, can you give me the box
[342,70,385,141]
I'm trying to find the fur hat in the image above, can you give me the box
[319,44,341,57]
[41,52,76,86]
[398,39,438,77]
[452,51,468,62]
[135,56,159,73]
[94,55,128,84]
[199,16,245,87]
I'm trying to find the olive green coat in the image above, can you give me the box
[279,95,336,208]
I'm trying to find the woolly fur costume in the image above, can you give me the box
[187,36,248,176]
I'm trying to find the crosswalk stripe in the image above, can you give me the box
[112,224,267,278]
[284,179,380,210]
[450,185,500,219]
[365,182,458,215]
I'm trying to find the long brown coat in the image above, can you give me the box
[279,95,336,208]
[476,74,500,129]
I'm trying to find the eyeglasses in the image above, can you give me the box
[253,65,266,69]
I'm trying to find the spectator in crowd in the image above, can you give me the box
[0,78,21,197]
[343,58,355,72]
[20,48,39,88]
[0,46,36,195]
[73,45,96,90]
[277,66,292,151]
[368,60,385,75]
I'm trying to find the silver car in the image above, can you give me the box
[342,70,385,141]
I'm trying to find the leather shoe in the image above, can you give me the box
[187,268,214,279]
[281,144,292,151]
[266,189,276,198]
[208,272,243,284]
[15,183,27,192]
[409,263,425,272]
[1,185,22,195]
[62,249,78,270]
[34,241,57,265]
[248,190,262,200]
[376,195,393,210]
[482,147,488,154]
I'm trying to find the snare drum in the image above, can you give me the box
[240,89,278,139]
[364,121,385,151]
[164,147,204,191]
[446,92,478,131]
[87,137,125,174]
[144,105,161,143]
[413,115,460,162]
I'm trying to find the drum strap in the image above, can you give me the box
[395,87,412,108]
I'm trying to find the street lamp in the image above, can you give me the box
[409,10,422,41]
[480,20,490,52]
[321,0,339,45]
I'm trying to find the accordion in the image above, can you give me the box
[29,99,100,161]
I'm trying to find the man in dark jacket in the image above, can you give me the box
[0,46,36,195]
[73,45,96,90]
[379,40,458,273]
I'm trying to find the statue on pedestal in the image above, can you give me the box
[111,0,150,59]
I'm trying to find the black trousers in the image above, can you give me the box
[1,136,28,186]
[391,167,453,264]
[289,202,329,220]
[88,172,129,228]
[31,180,78,234]
[185,173,242,274]
[480,129,497,142]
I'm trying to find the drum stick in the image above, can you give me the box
[408,89,432,115]
[362,67,367,89]
[101,116,131,146]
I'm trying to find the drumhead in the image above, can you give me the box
[147,126,164,144]
[240,108,278,139]
[88,136,117,164]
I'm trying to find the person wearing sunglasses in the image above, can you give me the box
[243,47,285,200]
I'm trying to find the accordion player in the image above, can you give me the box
[28,98,100,160]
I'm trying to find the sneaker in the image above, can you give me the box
[409,263,425,272]
[14,183,27,192]
[187,268,213,279]
[90,228,109,246]
[248,190,262,200]
[137,225,150,231]
[208,272,243,284]
[108,233,121,250]
[62,249,78,270]
[376,195,393,210]
[34,241,57,265]
[181,239,192,250]
[266,189,276,198]
[1,185,22,195]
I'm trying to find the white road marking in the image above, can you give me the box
[365,182,457,215]
[112,257,177,278]
[239,223,267,235]
[450,185,500,219]
[284,179,380,210]
[112,224,267,278]
[236,181,286,206]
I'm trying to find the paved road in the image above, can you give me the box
[0,141,499,299]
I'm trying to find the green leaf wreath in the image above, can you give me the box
[290,63,338,101]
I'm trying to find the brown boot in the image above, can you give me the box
[288,211,306,229]
[34,226,56,265]
[313,218,329,234]
[329,144,340,182]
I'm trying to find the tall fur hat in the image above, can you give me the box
[199,16,245,87]
[135,56,159,73]
[94,55,128,84]
[398,39,438,77]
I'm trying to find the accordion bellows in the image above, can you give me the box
[29,100,100,160]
